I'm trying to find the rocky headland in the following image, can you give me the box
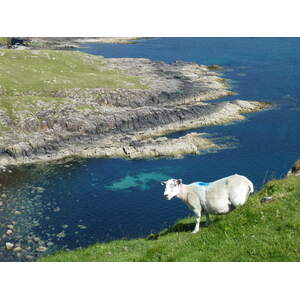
[0,48,270,167]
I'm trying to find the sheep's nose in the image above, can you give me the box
[164,194,169,200]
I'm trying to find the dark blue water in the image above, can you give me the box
[1,38,300,261]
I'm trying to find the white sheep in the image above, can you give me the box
[161,174,254,233]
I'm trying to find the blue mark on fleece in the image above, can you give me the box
[195,181,210,187]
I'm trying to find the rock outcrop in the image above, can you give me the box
[24,37,144,49]
[287,159,300,176]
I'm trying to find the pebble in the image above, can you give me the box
[78,224,87,230]
[57,231,66,238]
[7,224,14,229]
[6,230,13,235]
[261,196,273,203]
[1,193,7,198]
[13,247,22,252]
[36,246,47,252]
[35,187,45,193]
[26,255,34,260]
[5,242,14,250]
[0,201,3,206]
[14,211,22,215]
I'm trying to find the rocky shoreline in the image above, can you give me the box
[3,37,146,49]
[0,50,270,167]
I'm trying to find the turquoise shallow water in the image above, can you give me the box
[1,38,300,261]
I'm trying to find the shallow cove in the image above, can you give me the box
[1,38,300,261]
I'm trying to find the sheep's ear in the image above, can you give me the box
[161,181,166,186]
[177,179,183,185]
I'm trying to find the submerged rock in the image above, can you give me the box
[36,246,47,252]
[57,231,66,238]
[78,225,87,230]
[5,242,14,250]
[13,247,22,252]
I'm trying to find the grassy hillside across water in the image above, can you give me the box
[0,48,146,135]
[0,49,146,95]
[42,175,300,262]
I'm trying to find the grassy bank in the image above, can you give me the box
[0,49,146,95]
[0,48,147,136]
[0,37,9,46]
[42,175,300,262]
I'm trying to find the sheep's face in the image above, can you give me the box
[161,179,182,200]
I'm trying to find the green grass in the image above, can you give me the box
[0,95,68,120]
[41,175,300,262]
[0,49,146,96]
[0,37,9,46]
[77,104,96,111]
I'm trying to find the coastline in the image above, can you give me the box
[0,47,270,168]
[0,100,269,167]
[7,37,149,49]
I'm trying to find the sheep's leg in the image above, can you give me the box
[204,211,211,227]
[192,209,201,233]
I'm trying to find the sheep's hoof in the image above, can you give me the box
[192,230,199,234]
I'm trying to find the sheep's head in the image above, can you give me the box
[161,178,182,200]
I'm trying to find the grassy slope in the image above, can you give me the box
[0,49,146,95]
[0,37,9,46]
[0,49,146,134]
[42,175,300,262]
